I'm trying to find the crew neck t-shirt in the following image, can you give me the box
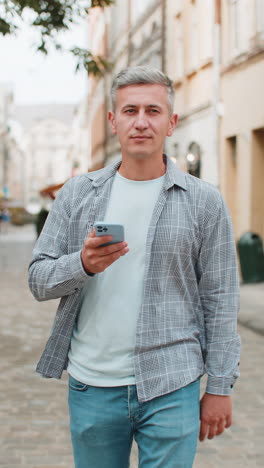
[67,171,165,386]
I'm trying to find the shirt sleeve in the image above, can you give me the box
[28,178,92,302]
[197,190,241,395]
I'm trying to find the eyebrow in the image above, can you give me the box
[121,104,162,111]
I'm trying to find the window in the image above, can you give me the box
[229,0,241,55]
[229,136,237,166]
[186,142,201,178]
[175,16,184,79]
[256,0,264,34]
[190,2,199,70]
[200,0,213,62]
[131,0,153,25]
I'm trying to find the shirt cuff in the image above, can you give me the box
[206,376,236,396]
[68,250,94,282]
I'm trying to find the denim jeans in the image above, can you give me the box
[68,376,200,468]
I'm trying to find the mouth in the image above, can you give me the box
[130,136,152,140]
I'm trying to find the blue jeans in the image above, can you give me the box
[68,376,200,468]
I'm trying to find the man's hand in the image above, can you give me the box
[199,393,232,441]
[81,228,129,275]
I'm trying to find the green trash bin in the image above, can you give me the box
[237,232,264,283]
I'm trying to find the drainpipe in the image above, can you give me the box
[127,0,132,66]
[103,7,110,166]
[213,0,222,188]
[161,0,166,72]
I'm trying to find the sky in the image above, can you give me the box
[0,14,88,106]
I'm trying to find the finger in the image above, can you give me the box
[225,414,232,428]
[104,246,129,263]
[88,235,113,247]
[121,247,129,256]
[199,421,208,442]
[100,249,126,269]
[207,424,218,440]
[216,420,225,436]
[88,228,96,238]
[97,242,128,257]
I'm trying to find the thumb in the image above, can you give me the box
[88,228,96,238]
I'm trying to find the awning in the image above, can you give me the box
[40,182,66,200]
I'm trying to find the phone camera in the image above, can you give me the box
[103,227,108,232]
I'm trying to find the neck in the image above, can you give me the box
[118,155,166,181]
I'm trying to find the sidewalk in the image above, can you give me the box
[239,282,264,335]
[0,222,37,243]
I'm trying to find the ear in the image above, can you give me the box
[108,111,117,134]
[167,114,178,137]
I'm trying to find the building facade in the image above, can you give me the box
[87,0,264,242]
[86,6,111,170]
[88,0,220,185]
[0,83,13,199]
[0,84,26,204]
[13,104,76,212]
[166,0,220,185]
[220,0,264,240]
[87,0,164,166]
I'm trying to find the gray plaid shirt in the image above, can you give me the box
[28,156,240,402]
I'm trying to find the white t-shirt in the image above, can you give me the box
[67,171,164,386]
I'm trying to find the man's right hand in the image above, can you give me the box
[81,228,129,275]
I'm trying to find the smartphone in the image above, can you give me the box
[94,222,125,247]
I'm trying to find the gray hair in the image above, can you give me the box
[111,66,175,115]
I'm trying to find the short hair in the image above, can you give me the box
[111,66,175,115]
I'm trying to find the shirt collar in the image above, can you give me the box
[86,155,187,191]
[163,155,187,191]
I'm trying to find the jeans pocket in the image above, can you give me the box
[69,375,89,392]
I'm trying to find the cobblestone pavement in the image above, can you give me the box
[0,225,263,467]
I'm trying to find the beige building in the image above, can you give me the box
[88,0,220,184]
[166,0,220,185]
[220,0,264,240]
[0,85,26,203]
[68,99,91,177]
[86,6,110,170]
[0,83,13,199]
[4,121,25,203]
[87,0,164,166]
[87,0,264,244]
[14,104,76,212]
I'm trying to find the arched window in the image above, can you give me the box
[186,142,201,178]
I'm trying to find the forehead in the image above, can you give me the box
[115,84,169,109]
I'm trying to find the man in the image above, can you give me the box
[29,66,240,468]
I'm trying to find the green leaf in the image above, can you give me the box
[0,18,12,35]
[0,0,115,76]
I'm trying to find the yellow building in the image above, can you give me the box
[86,6,111,170]
[220,0,264,240]
[166,0,220,185]
[87,1,264,245]
[87,0,164,166]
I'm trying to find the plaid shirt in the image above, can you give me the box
[28,156,240,402]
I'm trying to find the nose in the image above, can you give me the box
[134,110,148,130]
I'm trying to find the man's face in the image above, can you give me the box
[108,84,178,160]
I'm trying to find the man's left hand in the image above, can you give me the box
[199,393,232,441]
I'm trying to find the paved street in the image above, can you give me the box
[0,224,264,467]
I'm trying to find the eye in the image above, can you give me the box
[149,108,159,114]
[125,109,136,114]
